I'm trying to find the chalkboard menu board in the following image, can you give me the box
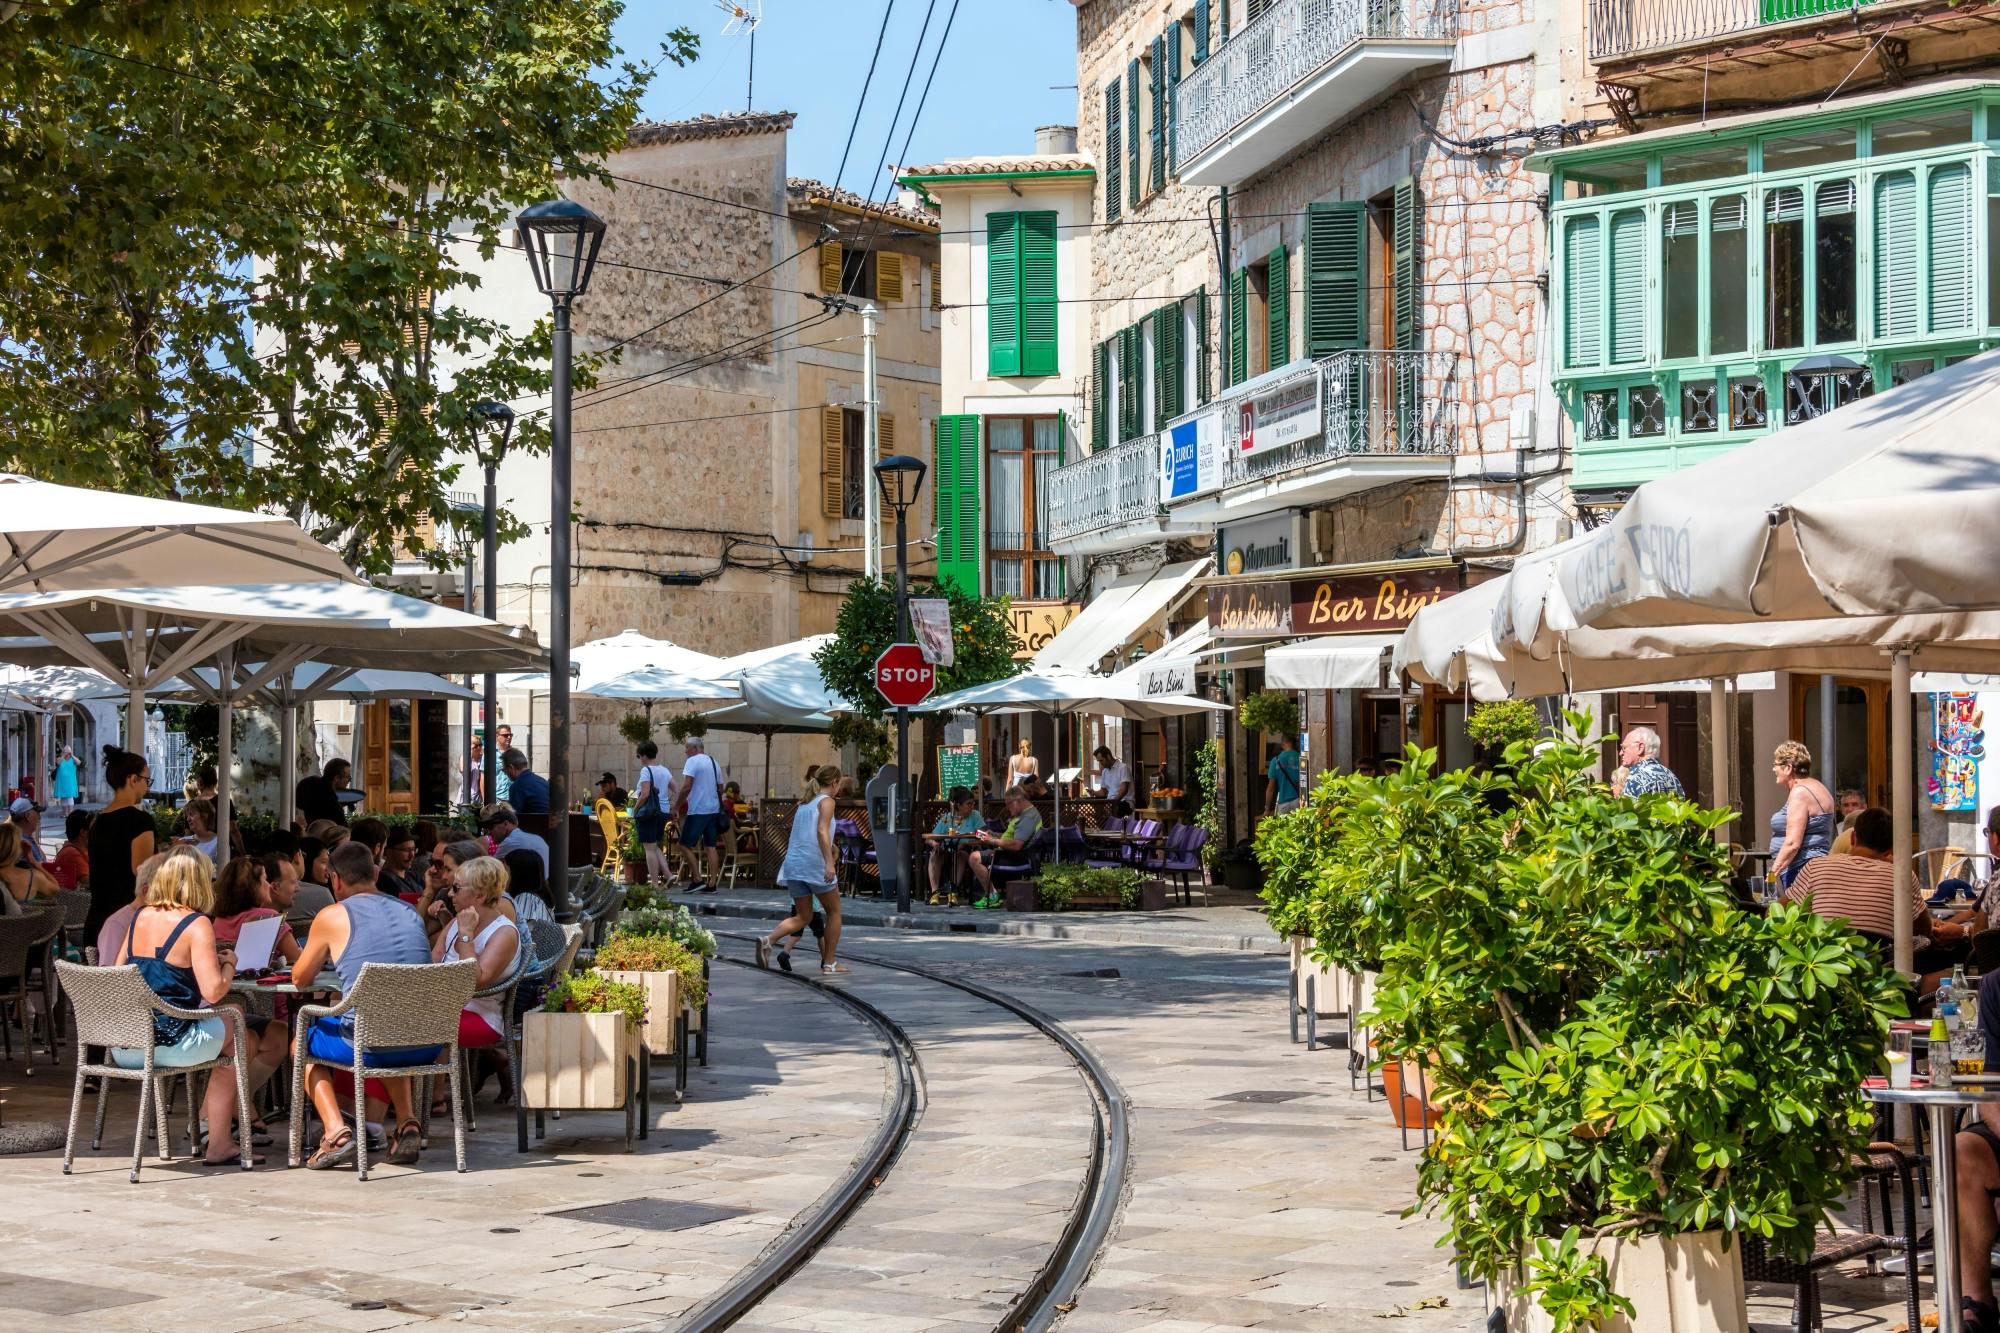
[936,743,980,798]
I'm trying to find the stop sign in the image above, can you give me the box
[874,642,936,708]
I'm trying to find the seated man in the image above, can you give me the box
[924,786,984,906]
[481,802,549,876]
[1781,807,1953,965]
[965,785,1043,911]
[293,840,437,1170]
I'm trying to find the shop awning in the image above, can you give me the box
[1264,635,1401,691]
[1033,559,1208,674]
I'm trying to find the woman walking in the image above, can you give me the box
[1769,739,1837,889]
[632,740,675,888]
[758,765,846,975]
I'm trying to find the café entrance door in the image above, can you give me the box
[1789,677,1888,807]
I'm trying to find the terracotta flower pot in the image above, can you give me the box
[1379,1056,1439,1130]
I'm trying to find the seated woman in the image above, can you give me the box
[431,854,520,1111]
[501,849,555,926]
[180,799,219,862]
[51,808,92,891]
[111,849,258,1166]
[209,853,300,1145]
[0,820,60,914]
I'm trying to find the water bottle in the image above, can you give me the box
[1932,1015,1955,1086]
[1953,964,1971,997]
[1941,984,1962,1035]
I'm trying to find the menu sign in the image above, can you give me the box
[1291,568,1456,635]
[1207,581,1294,638]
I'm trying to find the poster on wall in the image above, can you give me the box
[910,598,955,667]
[1930,691,1984,812]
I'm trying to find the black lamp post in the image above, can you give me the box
[470,399,515,807]
[873,453,927,914]
[516,198,605,920]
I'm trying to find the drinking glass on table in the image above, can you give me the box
[1954,1027,1987,1078]
[1886,1030,1914,1088]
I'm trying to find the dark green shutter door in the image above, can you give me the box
[987,212,1021,376]
[1091,340,1110,448]
[1149,37,1166,193]
[933,415,981,595]
[1266,245,1290,369]
[1118,324,1142,441]
[1192,0,1209,63]
[1195,285,1212,404]
[1228,268,1249,386]
[1304,201,1367,356]
[1393,178,1421,351]
[1020,211,1058,376]
[1127,58,1141,210]
[1165,24,1182,172]
[932,416,956,586]
[1104,81,1122,223]
[1155,305,1183,425]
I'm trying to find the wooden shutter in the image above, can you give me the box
[1148,37,1166,194]
[1192,0,1210,63]
[1874,171,1919,339]
[876,251,904,303]
[988,211,1021,376]
[1929,162,1974,332]
[1127,57,1140,210]
[1166,23,1182,171]
[879,412,896,459]
[1195,285,1212,404]
[1092,339,1111,448]
[819,241,843,295]
[930,261,943,313]
[820,405,845,517]
[1608,208,1645,363]
[1564,215,1602,367]
[1266,245,1289,369]
[932,415,981,594]
[1104,80,1122,223]
[1393,177,1421,351]
[1304,201,1366,356]
[1021,210,1059,376]
[1228,267,1249,386]
[1155,305,1184,426]
[1117,324,1142,441]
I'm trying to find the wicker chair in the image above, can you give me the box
[287,959,479,1180]
[0,909,64,1070]
[53,960,253,1181]
[1739,1141,1920,1333]
[56,889,92,947]
[450,931,528,1136]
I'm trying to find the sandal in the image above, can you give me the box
[305,1128,356,1170]
[820,963,850,975]
[386,1119,423,1167]
[777,949,793,973]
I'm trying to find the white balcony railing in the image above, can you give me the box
[1047,433,1166,547]
[1219,347,1458,492]
[1175,0,1458,174]
[1587,0,1888,62]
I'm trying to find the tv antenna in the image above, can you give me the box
[715,0,764,113]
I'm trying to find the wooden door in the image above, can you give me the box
[361,702,389,811]
[1788,676,1889,806]
[360,700,420,815]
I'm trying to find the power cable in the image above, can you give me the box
[831,0,898,193]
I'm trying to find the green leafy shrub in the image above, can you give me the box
[1036,862,1143,910]
[665,711,708,742]
[543,969,647,1028]
[1194,738,1224,870]
[595,929,708,1008]
[827,714,890,767]
[1237,689,1300,737]
[1465,698,1542,757]
[618,712,653,746]
[621,903,719,960]
[812,576,1020,722]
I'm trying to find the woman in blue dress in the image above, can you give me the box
[1769,739,1837,889]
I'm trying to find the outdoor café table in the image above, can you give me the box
[228,971,341,998]
[1866,1082,2000,1331]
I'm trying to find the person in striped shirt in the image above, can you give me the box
[1780,807,1940,950]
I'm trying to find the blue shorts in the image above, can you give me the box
[679,812,724,849]
[111,1016,227,1070]
[634,812,668,844]
[304,1015,443,1069]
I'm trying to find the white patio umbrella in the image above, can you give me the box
[695,638,849,798]
[919,671,1228,863]
[508,628,722,694]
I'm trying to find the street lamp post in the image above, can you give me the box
[873,453,927,915]
[516,198,606,920]
[471,400,515,809]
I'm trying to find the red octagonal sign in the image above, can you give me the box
[874,642,936,708]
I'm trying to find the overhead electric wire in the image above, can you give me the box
[830,0,899,193]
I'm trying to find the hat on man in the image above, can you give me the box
[479,802,519,829]
[597,771,618,787]
[9,796,40,816]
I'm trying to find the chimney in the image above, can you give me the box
[1035,124,1078,155]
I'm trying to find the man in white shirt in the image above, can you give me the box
[675,738,725,893]
[480,802,549,876]
[1092,747,1132,812]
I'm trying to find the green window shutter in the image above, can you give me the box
[1266,245,1290,369]
[1393,178,1422,352]
[1149,37,1166,194]
[1304,201,1367,356]
[987,211,1021,377]
[1564,214,1602,367]
[1195,285,1212,404]
[1608,208,1644,364]
[1020,211,1058,376]
[1153,306,1185,428]
[1165,24,1182,171]
[1118,324,1143,441]
[1192,0,1210,63]
[1127,58,1141,210]
[1929,162,1974,333]
[932,415,981,595]
[1104,80,1122,223]
[1228,268,1249,386]
[1056,409,1067,466]
[1091,340,1110,449]
[1875,170,1919,339]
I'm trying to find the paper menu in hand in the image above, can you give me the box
[231,916,285,973]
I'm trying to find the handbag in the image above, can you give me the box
[634,765,664,819]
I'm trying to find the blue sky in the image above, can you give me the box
[615,1,1079,192]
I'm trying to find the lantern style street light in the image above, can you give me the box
[516,198,606,917]
[873,453,928,914]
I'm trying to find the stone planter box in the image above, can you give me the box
[520,1011,639,1111]
[1493,1232,1748,1333]
[600,968,681,1057]
[1002,880,1037,913]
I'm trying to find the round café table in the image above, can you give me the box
[1866,1082,2000,1331]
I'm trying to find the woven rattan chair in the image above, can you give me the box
[1739,1141,1919,1333]
[0,909,62,1070]
[55,889,92,945]
[53,960,253,1181]
[448,931,527,1136]
[287,958,478,1180]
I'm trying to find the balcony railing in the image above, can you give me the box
[1588,0,1884,62]
[1175,0,1457,173]
[1047,433,1167,546]
[1217,348,1458,492]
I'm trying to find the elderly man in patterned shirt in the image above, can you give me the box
[1616,726,1685,798]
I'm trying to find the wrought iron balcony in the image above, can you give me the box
[1588,0,1887,62]
[1046,433,1166,548]
[1215,348,1458,493]
[1174,0,1457,187]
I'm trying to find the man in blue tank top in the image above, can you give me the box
[292,841,436,1169]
